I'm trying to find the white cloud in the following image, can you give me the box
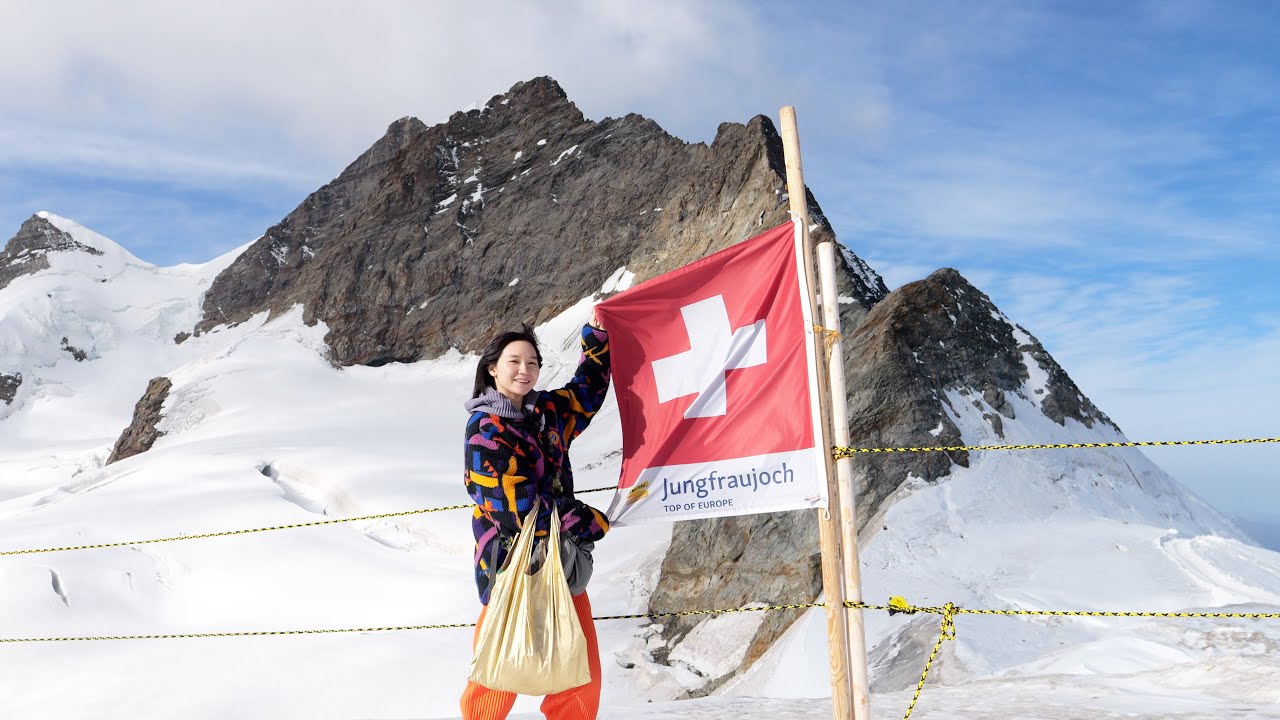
[824,112,1274,265]
[0,0,762,176]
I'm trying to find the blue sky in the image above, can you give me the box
[1,1,1276,523]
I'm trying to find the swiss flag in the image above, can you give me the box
[595,221,827,525]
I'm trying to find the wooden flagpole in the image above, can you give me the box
[780,106,871,720]
[779,106,858,720]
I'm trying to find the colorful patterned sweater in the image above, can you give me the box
[464,324,612,604]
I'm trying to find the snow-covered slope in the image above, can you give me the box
[1,217,1278,719]
[0,230,666,718]
[712,358,1280,713]
[0,212,243,492]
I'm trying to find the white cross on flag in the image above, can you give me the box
[595,221,827,526]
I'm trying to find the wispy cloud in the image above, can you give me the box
[780,1,1280,522]
[0,124,319,189]
[0,0,760,171]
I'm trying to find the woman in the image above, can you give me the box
[460,314,612,720]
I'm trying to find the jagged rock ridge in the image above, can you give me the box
[191,76,887,365]
[841,268,1117,531]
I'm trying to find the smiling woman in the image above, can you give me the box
[460,314,612,719]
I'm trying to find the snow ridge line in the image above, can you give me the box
[3,437,1275,557]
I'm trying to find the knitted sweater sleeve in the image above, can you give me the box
[557,498,610,543]
[547,324,611,445]
[464,412,535,535]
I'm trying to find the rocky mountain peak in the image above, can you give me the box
[839,268,1116,528]
[189,76,887,365]
[862,268,1115,433]
[0,214,105,292]
[491,75,573,114]
[347,117,430,174]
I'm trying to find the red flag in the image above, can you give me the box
[595,221,827,525]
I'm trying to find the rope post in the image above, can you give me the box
[780,105,864,720]
[793,111,873,713]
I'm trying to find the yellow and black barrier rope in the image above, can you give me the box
[876,596,1280,720]
[5,437,1276,557]
[0,505,468,557]
[0,485,621,557]
[0,601,835,644]
[3,597,1276,720]
[0,621,478,644]
[833,436,1280,458]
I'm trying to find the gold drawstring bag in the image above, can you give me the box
[468,499,590,695]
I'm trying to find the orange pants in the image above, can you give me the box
[460,591,601,720]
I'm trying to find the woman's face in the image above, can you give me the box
[489,340,541,403]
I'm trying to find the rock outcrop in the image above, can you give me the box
[841,268,1116,534]
[0,215,103,292]
[107,377,172,464]
[0,372,20,405]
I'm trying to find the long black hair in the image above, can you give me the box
[472,324,543,398]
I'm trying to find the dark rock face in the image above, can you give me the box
[192,76,887,365]
[648,510,820,693]
[0,372,20,405]
[0,215,103,292]
[842,268,1114,535]
[107,377,172,465]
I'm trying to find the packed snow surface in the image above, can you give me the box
[1,217,1278,718]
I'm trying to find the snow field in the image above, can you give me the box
[2,217,1279,717]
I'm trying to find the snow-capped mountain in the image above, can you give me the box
[3,217,1277,720]
[2,79,1279,719]
[0,212,241,490]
